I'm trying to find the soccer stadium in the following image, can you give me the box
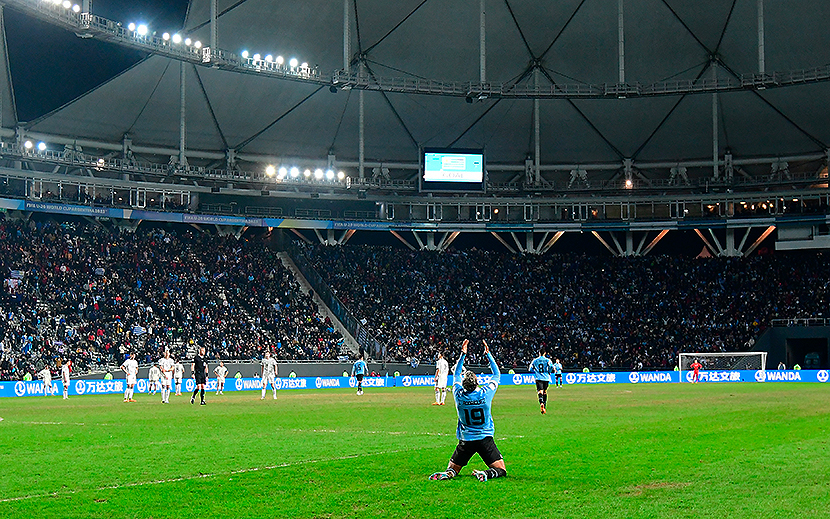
[1,0,829,517]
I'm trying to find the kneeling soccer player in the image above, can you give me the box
[429,339,507,482]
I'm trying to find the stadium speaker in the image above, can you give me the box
[310,192,320,199]
[261,190,270,195]
[210,187,220,193]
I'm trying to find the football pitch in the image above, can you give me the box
[0,383,827,518]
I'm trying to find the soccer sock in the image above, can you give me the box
[124,388,129,399]
[192,388,199,400]
[64,387,68,398]
[262,388,266,398]
[484,467,507,479]
[358,381,363,391]
[200,388,205,403]
[441,389,446,404]
[446,467,457,478]
[435,389,440,403]
[538,392,544,404]
[543,392,548,405]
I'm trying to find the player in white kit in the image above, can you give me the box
[433,352,450,405]
[173,359,184,395]
[120,353,139,402]
[158,351,174,404]
[61,359,71,399]
[214,361,228,395]
[38,366,54,396]
[261,351,278,400]
[148,364,161,395]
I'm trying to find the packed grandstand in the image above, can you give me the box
[3,215,829,381]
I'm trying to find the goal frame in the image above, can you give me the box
[678,352,768,383]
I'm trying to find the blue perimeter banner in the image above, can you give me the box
[0,370,827,398]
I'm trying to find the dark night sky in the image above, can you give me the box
[5,0,189,122]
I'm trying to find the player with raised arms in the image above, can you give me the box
[60,359,71,400]
[352,355,368,395]
[430,339,507,482]
[529,350,554,414]
[433,352,449,405]
[120,353,138,402]
[159,350,174,404]
[261,351,278,400]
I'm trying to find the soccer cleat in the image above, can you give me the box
[440,402,445,405]
[472,470,488,482]
[129,399,136,402]
[540,403,546,414]
[432,402,440,405]
[200,401,207,405]
[190,397,195,404]
[429,472,452,481]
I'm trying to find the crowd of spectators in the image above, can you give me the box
[0,218,344,380]
[302,244,830,371]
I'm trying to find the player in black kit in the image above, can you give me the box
[191,346,209,405]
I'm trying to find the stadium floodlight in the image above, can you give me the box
[162,32,170,41]
[337,171,345,180]
[194,41,202,49]
[276,55,284,65]
[184,38,192,46]
[289,167,300,178]
[23,140,33,149]
[314,168,324,180]
[265,165,276,177]
[172,33,182,44]
[72,4,80,12]
[241,50,249,59]
[253,53,261,61]
[128,22,136,31]
[62,0,71,8]
[265,55,273,62]
[289,58,298,68]
[325,169,334,180]
[137,24,148,36]
[625,179,633,189]
[37,142,47,151]
[278,167,288,177]
[50,0,62,6]
[303,169,312,178]
[301,62,308,69]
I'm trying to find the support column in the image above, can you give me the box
[82,0,90,13]
[479,0,486,82]
[359,62,365,179]
[711,61,718,180]
[210,0,218,50]
[343,0,350,72]
[618,0,625,84]
[757,0,765,76]
[179,61,187,167]
[533,68,541,184]
[725,228,735,256]
[625,231,633,256]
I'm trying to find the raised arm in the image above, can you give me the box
[483,340,499,377]
[454,339,469,378]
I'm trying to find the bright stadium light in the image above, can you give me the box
[137,24,148,36]
[37,142,47,151]
[278,166,288,177]
[314,168,324,180]
[162,32,170,41]
[265,165,276,177]
[72,4,80,12]
[303,169,311,178]
[625,178,633,189]
[337,171,345,180]
[62,0,71,8]
[265,54,273,62]
[325,169,335,180]
[253,53,261,61]
[289,58,298,68]
[184,38,192,46]
[276,55,284,65]
[289,167,300,178]
[23,140,33,149]
[194,41,202,49]
[241,50,249,58]
[301,62,308,69]
[50,0,62,6]
[172,33,182,44]
[128,22,136,31]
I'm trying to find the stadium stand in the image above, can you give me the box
[0,218,345,380]
[301,244,830,371]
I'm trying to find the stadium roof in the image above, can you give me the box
[5,0,830,179]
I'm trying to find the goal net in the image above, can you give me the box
[678,352,767,382]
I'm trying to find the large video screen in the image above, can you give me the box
[420,148,485,192]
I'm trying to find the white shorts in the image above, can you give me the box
[62,377,70,385]
[163,374,173,386]
[216,377,225,384]
[262,375,275,387]
[174,377,182,385]
[126,375,137,386]
[435,375,448,389]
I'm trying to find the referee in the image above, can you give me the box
[191,346,209,405]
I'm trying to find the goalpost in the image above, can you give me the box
[678,352,768,382]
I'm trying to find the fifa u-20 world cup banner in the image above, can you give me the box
[0,371,827,397]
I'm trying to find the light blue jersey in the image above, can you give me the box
[529,355,554,382]
[452,352,500,441]
[553,361,563,375]
[351,359,367,376]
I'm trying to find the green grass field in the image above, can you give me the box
[0,383,828,518]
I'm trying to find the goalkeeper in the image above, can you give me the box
[429,339,507,482]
